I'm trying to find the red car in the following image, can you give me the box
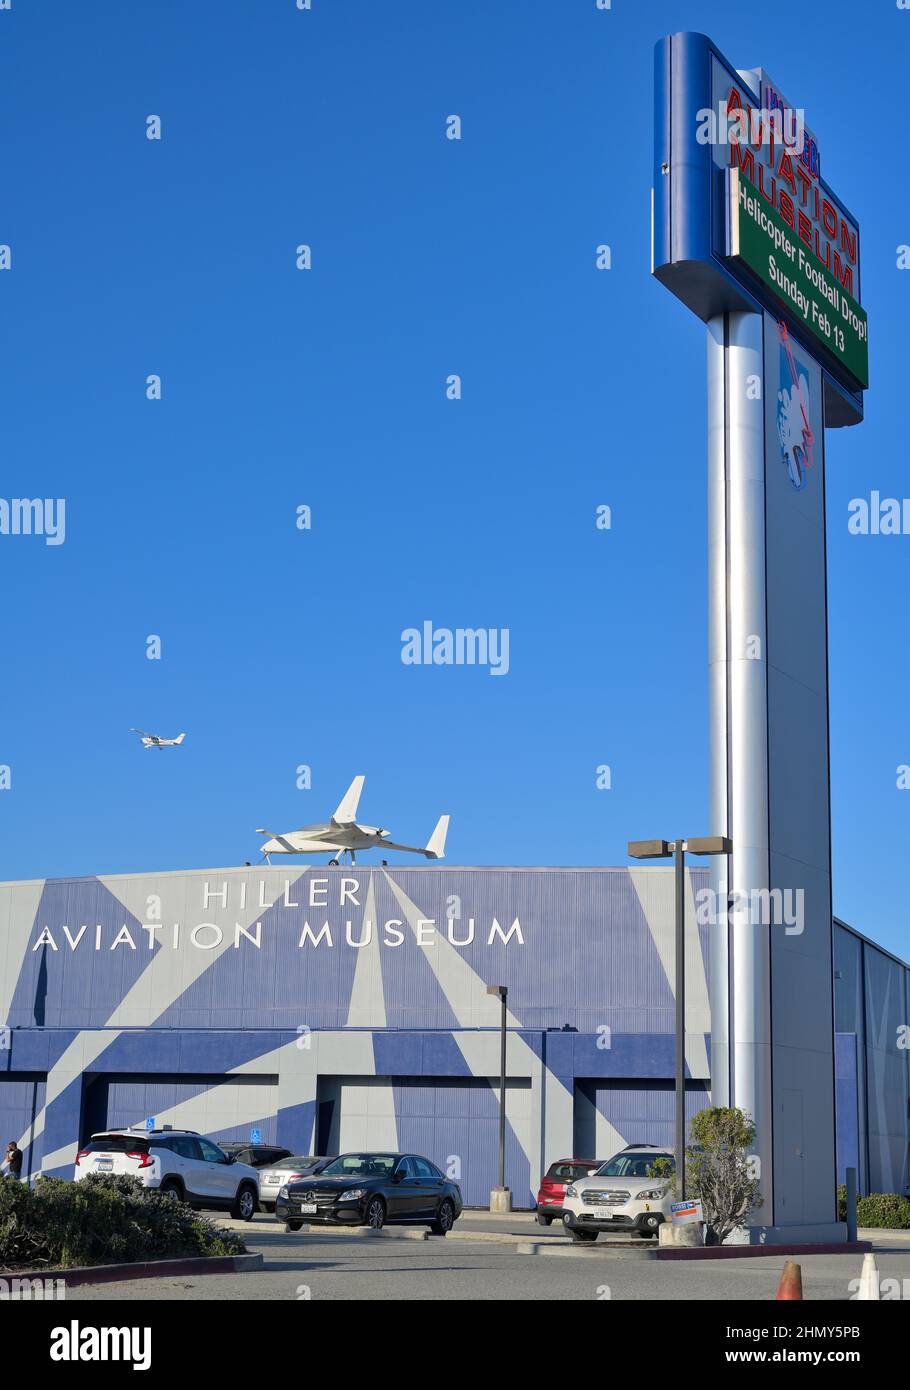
[535,1158,600,1225]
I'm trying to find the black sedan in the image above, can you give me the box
[275,1152,462,1234]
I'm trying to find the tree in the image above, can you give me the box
[685,1106,763,1245]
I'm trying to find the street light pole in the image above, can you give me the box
[628,835,731,1204]
[486,983,510,1212]
[498,988,507,1190]
[674,838,686,1200]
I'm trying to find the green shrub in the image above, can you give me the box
[0,1171,47,1268]
[835,1184,910,1229]
[0,1173,247,1270]
[855,1192,910,1230]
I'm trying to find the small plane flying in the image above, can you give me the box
[130,729,187,750]
[256,775,449,866]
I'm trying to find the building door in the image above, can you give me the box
[318,1075,532,1207]
[778,1088,805,1224]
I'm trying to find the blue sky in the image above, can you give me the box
[1,0,908,961]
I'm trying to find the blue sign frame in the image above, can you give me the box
[653,31,864,427]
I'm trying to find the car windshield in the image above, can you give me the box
[596,1153,674,1178]
[318,1154,398,1178]
[546,1162,595,1181]
[83,1136,148,1153]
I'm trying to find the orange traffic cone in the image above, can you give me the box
[775,1259,803,1300]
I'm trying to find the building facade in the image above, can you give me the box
[0,865,905,1207]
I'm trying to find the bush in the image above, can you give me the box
[836,1184,910,1229]
[855,1192,910,1230]
[0,1173,247,1270]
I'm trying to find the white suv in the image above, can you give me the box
[561,1144,674,1241]
[74,1128,260,1221]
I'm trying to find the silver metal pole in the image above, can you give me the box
[675,840,686,1200]
[707,310,774,1219]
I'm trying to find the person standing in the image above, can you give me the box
[4,1141,22,1179]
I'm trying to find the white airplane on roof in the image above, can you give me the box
[256,775,449,866]
[130,729,187,749]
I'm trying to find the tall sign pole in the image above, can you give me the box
[653,31,867,1244]
[674,838,686,1201]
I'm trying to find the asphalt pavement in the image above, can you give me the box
[63,1210,910,1301]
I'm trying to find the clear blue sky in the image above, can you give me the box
[1,1,907,961]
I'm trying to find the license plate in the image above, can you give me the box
[300,1202,317,1214]
[592,1207,613,1219]
[264,1176,279,1184]
[96,1160,113,1171]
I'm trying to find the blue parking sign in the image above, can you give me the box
[250,1128,261,1144]
[146,1117,155,1131]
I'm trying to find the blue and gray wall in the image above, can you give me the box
[0,865,903,1206]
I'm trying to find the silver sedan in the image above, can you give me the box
[258,1155,327,1211]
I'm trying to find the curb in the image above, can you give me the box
[276,1223,650,1249]
[290,1225,429,1241]
[1,1253,263,1287]
[446,1229,559,1245]
[281,1225,643,1247]
[651,1240,872,1261]
[451,1230,646,1249]
[516,1240,653,1257]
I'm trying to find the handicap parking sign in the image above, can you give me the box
[250,1128,261,1144]
[146,1117,155,1131]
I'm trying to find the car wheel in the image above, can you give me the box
[158,1179,182,1202]
[569,1227,598,1242]
[365,1197,385,1229]
[232,1183,258,1221]
[285,1219,303,1232]
[536,1211,553,1226]
[429,1199,456,1235]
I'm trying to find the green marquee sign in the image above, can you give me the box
[727,167,869,390]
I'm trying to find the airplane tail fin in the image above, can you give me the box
[425,814,449,860]
[332,775,365,825]
[175,733,187,744]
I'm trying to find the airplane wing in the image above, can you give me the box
[130,728,151,738]
[255,829,306,854]
[256,829,344,855]
[378,817,449,861]
[286,840,344,853]
[331,775,365,826]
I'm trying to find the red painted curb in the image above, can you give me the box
[653,1240,872,1261]
[1,1253,262,1286]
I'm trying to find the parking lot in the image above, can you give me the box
[65,1211,910,1302]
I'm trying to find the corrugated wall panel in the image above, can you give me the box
[0,1075,46,1178]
